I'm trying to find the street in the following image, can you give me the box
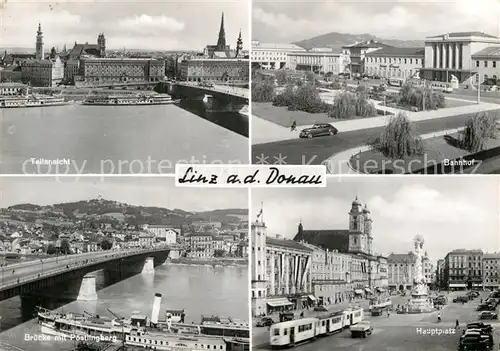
[0,249,153,288]
[253,291,500,350]
[252,109,500,166]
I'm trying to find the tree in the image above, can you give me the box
[60,239,71,254]
[305,71,315,82]
[214,249,226,258]
[398,82,446,111]
[458,112,498,152]
[274,69,289,86]
[100,239,113,250]
[372,112,424,158]
[329,91,377,119]
[46,244,56,255]
[251,80,275,102]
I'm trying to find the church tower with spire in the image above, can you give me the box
[235,30,244,58]
[216,12,227,51]
[36,22,44,60]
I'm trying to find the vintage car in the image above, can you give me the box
[350,320,373,338]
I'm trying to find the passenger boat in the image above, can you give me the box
[0,94,70,108]
[82,93,178,106]
[36,293,249,351]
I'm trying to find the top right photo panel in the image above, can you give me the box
[251,0,500,175]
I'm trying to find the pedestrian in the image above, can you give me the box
[455,319,459,329]
[290,120,297,132]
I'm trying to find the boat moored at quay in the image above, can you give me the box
[82,93,178,106]
[0,94,70,108]
[36,293,249,351]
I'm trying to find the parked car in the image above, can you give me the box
[477,304,496,311]
[458,334,492,351]
[479,311,498,320]
[299,124,338,139]
[453,296,469,303]
[313,305,329,312]
[350,321,373,338]
[256,317,275,327]
[466,322,493,334]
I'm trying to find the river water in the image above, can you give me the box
[0,264,248,351]
[0,100,248,174]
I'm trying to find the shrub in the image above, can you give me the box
[274,69,289,86]
[272,83,329,113]
[328,91,377,119]
[252,80,275,102]
[458,112,499,152]
[398,82,446,111]
[372,112,424,158]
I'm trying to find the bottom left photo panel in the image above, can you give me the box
[0,176,250,351]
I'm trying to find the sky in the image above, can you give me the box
[0,0,249,51]
[251,177,500,264]
[253,0,500,43]
[0,177,248,212]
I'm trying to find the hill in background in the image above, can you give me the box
[293,32,425,51]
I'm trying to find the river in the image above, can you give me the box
[0,264,248,351]
[0,99,248,174]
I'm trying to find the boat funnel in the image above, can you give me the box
[151,293,162,324]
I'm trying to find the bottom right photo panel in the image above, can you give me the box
[251,177,500,351]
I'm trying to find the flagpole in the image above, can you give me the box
[260,202,264,224]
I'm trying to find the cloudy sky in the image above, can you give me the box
[0,177,248,212]
[252,177,500,264]
[253,0,500,43]
[0,0,249,51]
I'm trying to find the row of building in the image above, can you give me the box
[252,31,500,85]
[251,197,390,317]
[436,250,500,291]
[0,14,249,88]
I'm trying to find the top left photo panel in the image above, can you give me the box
[0,0,250,175]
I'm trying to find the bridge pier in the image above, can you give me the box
[77,274,98,301]
[169,250,180,260]
[142,257,155,274]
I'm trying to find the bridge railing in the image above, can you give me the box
[0,246,176,291]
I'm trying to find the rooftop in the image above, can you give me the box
[343,40,392,49]
[251,41,306,51]
[387,253,417,263]
[266,236,313,252]
[0,82,27,88]
[471,46,500,58]
[427,32,499,39]
[293,229,353,253]
[366,47,425,57]
[447,249,484,255]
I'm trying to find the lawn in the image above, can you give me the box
[252,102,333,127]
[350,133,500,174]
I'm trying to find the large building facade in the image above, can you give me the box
[444,249,484,290]
[342,40,390,75]
[365,47,424,79]
[388,251,432,291]
[286,50,347,75]
[74,58,165,86]
[421,32,500,83]
[179,59,249,83]
[293,197,388,302]
[483,253,500,290]
[251,41,305,70]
